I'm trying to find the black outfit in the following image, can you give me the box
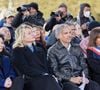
[11,13,29,28]
[80,16,95,37]
[78,4,95,37]
[79,16,95,26]
[27,11,45,26]
[77,3,95,37]
[45,14,73,32]
[12,44,62,90]
[87,48,100,85]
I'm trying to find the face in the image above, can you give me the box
[70,25,76,37]
[22,10,30,16]
[23,28,36,44]
[75,24,82,36]
[0,38,5,52]
[96,36,100,46]
[6,16,14,24]
[83,7,91,17]
[58,7,67,17]
[0,28,11,41]
[29,7,37,15]
[59,27,72,44]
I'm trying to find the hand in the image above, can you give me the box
[4,77,12,88]
[70,76,82,84]
[82,77,89,84]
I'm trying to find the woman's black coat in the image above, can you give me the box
[12,45,62,90]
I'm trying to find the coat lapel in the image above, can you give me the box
[23,46,47,68]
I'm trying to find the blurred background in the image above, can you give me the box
[0,0,100,20]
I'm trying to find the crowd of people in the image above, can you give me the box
[0,2,100,90]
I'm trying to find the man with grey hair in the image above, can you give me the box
[47,24,100,90]
[46,22,76,49]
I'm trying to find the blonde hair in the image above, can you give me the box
[13,23,33,48]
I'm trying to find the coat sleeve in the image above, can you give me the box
[2,56,16,80]
[12,48,44,77]
[0,71,5,87]
[0,56,16,88]
[45,17,57,31]
[11,13,23,28]
[47,49,72,81]
[87,49,100,74]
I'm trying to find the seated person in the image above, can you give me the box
[12,23,62,90]
[47,24,100,90]
[0,34,16,90]
[0,27,13,53]
[87,29,100,85]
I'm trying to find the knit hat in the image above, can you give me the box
[88,21,100,31]
[29,2,38,11]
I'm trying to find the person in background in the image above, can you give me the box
[74,23,83,44]
[0,34,16,90]
[0,27,13,53]
[80,21,100,58]
[47,24,100,90]
[12,23,62,90]
[45,3,73,32]
[33,25,46,50]
[3,12,14,28]
[77,3,95,37]
[11,4,30,28]
[27,2,45,26]
[3,13,15,45]
[87,29,100,85]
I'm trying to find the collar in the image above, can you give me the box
[67,44,71,51]
[56,40,71,51]
[56,40,65,49]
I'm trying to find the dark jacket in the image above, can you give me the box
[79,16,95,25]
[27,11,45,26]
[45,14,73,32]
[78,3,95,25]
[0,53,16,90]
[87,47,100,85]
[11,13,26,28]
[12,45,49,77]
[47,41,88,81]
[12,45,62,90]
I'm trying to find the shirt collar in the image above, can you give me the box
[57,40,71,51]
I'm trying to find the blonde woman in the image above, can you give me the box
[12,23,62,90]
